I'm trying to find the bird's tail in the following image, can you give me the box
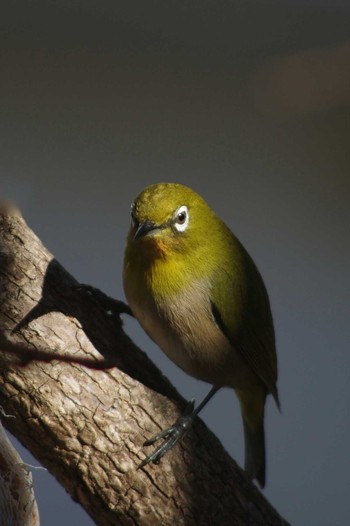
[235,386,266,488]
[242,414,265,488]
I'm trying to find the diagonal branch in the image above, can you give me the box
[0,207,289,525]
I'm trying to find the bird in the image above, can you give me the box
[123,182,279,488]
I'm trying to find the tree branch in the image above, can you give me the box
[0,207,289,525]
[0,420,39,525]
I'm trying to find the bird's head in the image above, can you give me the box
[126,183,214,259]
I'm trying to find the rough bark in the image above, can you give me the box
[0,207,289,526]
[0,421,39,526]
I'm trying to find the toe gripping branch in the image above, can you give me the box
[138,399,196,468]
[138,386,219,468]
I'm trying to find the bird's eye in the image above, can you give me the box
[174,205,189,232]
[177,211,186,224]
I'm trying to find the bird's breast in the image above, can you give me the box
[126,277,255,388]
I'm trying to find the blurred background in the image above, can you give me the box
[1,1,350,524]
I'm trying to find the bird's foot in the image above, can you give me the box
[138,399,195,468]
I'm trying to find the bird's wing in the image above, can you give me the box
[210,249,279,407]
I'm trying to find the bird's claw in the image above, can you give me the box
[138,400,196,469]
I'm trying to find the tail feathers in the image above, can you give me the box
[243,417,266,488]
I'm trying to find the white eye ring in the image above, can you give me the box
[174,205,189,232]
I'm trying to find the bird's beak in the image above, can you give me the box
[133,220,158,241]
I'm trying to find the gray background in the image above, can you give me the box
[2,1,350,525]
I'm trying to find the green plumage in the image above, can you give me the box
[123,182,279,488]
[209,228,279,405]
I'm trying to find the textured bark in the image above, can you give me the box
[0,421,39,526]
[0,207,289,526]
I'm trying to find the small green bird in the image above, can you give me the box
[123,183,279,487]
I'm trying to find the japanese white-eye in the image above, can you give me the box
[123,182,279,488]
